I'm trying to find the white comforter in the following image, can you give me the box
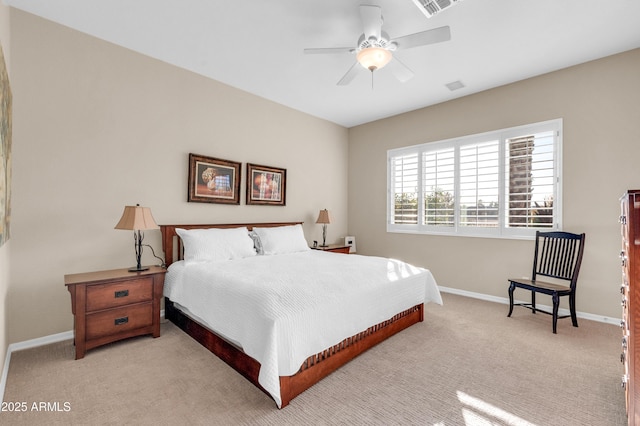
[164,250,441,407]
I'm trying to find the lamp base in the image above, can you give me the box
[128,266,150,272]
[319,244,329,248]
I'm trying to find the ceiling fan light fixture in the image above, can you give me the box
[357,47,392,71]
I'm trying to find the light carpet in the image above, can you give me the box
[1,293,627,425]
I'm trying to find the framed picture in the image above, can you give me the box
[246,163,286,206]
[188,153,241,204]
[0,45,11,248]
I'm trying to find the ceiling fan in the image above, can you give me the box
[304,4,451,85]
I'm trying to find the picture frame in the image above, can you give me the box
[246,163,286,206]
[0,45,12,248]
[188,153,241,204]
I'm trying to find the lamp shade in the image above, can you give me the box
[316,209,331,224]
[114,204,159,231]
[357,47,392,71]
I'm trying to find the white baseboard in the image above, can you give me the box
[1,330,74,403]
[438,286,622,326]
[0,309,166,403]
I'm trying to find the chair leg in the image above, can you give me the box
[552,292,559,334]
[569,292,578,327]
[508,282,515,317]
[531,290,536,314]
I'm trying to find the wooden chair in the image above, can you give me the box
[507,231,586,333]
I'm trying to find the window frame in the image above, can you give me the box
[387,119,563,240]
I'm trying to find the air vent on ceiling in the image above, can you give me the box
[411,0,463,18]
[445,80,465,91]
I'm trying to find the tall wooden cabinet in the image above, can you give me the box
[621,190,640,425]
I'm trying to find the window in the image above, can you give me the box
[387,119,562,239]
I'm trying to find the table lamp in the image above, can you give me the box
[115,204,160,272]
[316,209,331,247]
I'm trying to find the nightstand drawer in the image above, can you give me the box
[86,278,153,312]
[85,303,153,340]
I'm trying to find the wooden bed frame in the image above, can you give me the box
[160,222,424,408]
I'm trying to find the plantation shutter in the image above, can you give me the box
[391,152,419,224]
[459,140,500,227]
[507,131,556,228]
[387,119,560,237]
[423,148,455,226]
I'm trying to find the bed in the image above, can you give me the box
[160,222,441,408]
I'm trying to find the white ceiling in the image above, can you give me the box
[5,0,640,128]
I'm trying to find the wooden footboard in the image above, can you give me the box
[165,297,424,408]
[279,303,424,407]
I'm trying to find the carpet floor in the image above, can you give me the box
[2,293,627,425]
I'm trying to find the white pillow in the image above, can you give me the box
[176,227,256,262]
[253,224,310,255]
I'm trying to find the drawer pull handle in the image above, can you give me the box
[115,290,129,298]
[114,316,129,326]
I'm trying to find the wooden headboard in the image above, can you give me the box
[159,222,303,266]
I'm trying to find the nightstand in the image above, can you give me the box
[311,244,351,254]
[64,266,166,359]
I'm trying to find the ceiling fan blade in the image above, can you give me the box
[387,57,414,83]
[391,25,451,50]
[304,47,354,55]
[360,4,383,41]
[337,62,361,86]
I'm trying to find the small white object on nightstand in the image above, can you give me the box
[345,236,356,253]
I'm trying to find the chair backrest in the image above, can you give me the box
[532,231,586,289]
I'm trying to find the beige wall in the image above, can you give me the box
[7,10,348,343]
[5,8,638,346]
[0,1,11,375]
[349,48,640,319]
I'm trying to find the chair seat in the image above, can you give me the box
[508,278,571,294]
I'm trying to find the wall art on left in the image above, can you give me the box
[188,153,241,204]
[0,44,12,247]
